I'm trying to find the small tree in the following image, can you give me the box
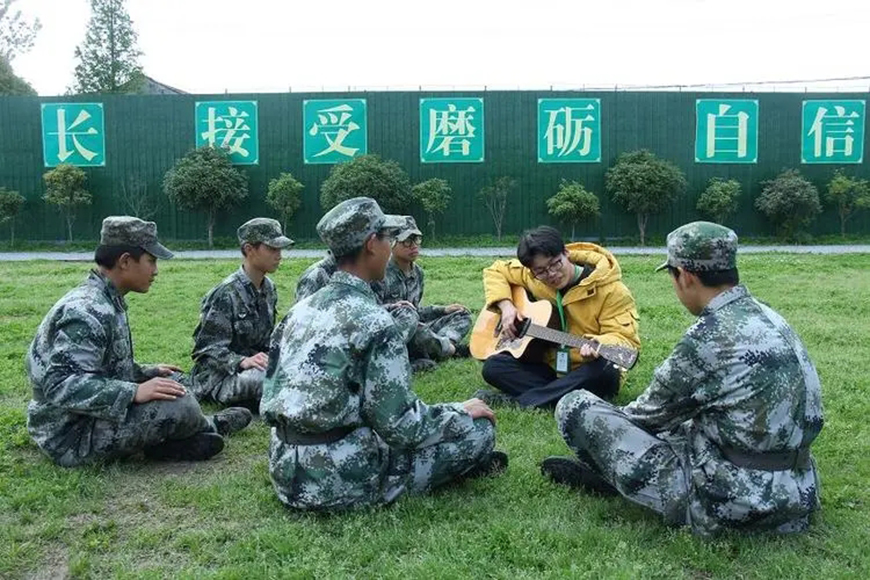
[163,147,248,249]
[826,169,870,236]
[119,174,159,220]
[320,154,411,213]
[696,178,741,225]
[43,164,91,242]
[0,186,25,245]
[412,178,451,238]
[605,149,686,245]
[478,177,516,242]
[755,169,822,241]
[545,180,600,240]
[266,172,304,235]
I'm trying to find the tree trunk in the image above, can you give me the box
[841,211,847,237]
[66,213,74,242]
[207,210,215,249]
[11,222,15,247]
[571,223,576,241]
[637,213,647,246]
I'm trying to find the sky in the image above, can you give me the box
[9,0,870,96]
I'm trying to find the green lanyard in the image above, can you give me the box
[555,265,581,332]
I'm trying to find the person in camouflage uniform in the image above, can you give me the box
[296,250,419,345]
[371,216,473,373]
[26,216,252,468]
[190,218,293,410]
[542,221,824,536]
[262,197,507,511]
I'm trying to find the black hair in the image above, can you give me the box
[516,226,566,267]
[94,245,147,269]
[669,265,739,287]
[334,230,389,266]
[240,241,263,257]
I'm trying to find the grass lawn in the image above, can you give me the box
[0,253,868,579]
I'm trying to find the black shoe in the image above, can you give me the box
[453,344,471,358]
[213,407,253,437]
[144,432,225,462]
[464,450,509,480]
[411,358,437,373]
[540,456,619,496]
[472,388,517,408]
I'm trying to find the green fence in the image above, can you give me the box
[1,91,869,243]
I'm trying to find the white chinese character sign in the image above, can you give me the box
[420,98,484,163]
[802,100,865,164]
[41,103,106,167]
[694,100,758,163]
[303,99,367,164]
[538,98,601,163]
[195,101,259,165]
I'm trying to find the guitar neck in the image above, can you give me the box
[524,323,596,350]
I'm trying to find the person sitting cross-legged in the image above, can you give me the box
[372,216,473,373]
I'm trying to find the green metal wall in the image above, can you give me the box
[1,90,868,242]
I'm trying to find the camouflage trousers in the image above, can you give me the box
[192,367,264,406]
[269,417,495,511]
[84,393,216,466]
[409,310,472,361]
[555,390,690,525]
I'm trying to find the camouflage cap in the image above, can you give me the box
[99,216,173,259]
[395,215,423,242]
[237,217,294,248]
[655,221,738,273]
[316,197,404,257]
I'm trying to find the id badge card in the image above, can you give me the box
[556,347,571,375]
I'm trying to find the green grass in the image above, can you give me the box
[1,254,868,578]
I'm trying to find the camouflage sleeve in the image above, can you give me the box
[191,289,245,374]
[621,330,708,433]
[295,269,330,302]
[360,325,475,448]
[132,364,161,382]
[40,308,138,422]
[415,269,447,319]
[370,279,388,304]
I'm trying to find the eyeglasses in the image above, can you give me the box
[399,235,423,248]
[530,256,564,279]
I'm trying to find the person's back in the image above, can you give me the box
[262,197,506,511]
[295,253,336,302]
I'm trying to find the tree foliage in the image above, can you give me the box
[545,180,600,240]
[320,154,412,213]
[0,186,25,245]
[755,169,822,240]
[266,172,304,235]
[72,0,143,94]
[412,178,451,238]
[479,177,516,242]
[696,178,741,225]
[0,0,41,62]
[43,164,91,242]
[826,169,870,236]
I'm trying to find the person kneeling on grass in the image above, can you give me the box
[543,222,824,536]
[189,218,293,413]
[262,197,507,511]
[371,216,473,373]
[25,216,252,467]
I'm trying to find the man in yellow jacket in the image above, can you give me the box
[477,226,640,408]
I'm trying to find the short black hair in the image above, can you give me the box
[517,226,565,267]
[94,245,147,269]
[334,231,389,266]
[240,241,263,257]
[669,265,739,287]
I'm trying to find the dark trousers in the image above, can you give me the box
[481,352,621,408]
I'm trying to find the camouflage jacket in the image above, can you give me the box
[295,253,336,302]
[191,267,277,380]
[371,259,445,319]
[622,284,824,535]
[25,270,160,464]
[262,271,477,509]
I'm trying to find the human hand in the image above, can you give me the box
[134,377,186,403]
[153,364,183,377]
[445,303,469,314]
[240,352,269,371]
[496,300,524,340]
[462,398,496,423]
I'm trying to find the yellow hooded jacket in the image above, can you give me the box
[483,242,640,369]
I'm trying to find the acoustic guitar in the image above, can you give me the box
[470,285,639,371]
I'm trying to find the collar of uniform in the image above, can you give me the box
[388,258,417,280]
[700,284,749,316]
[88,269,128,312]
[234,266,266,299]
[331,270,378,299]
